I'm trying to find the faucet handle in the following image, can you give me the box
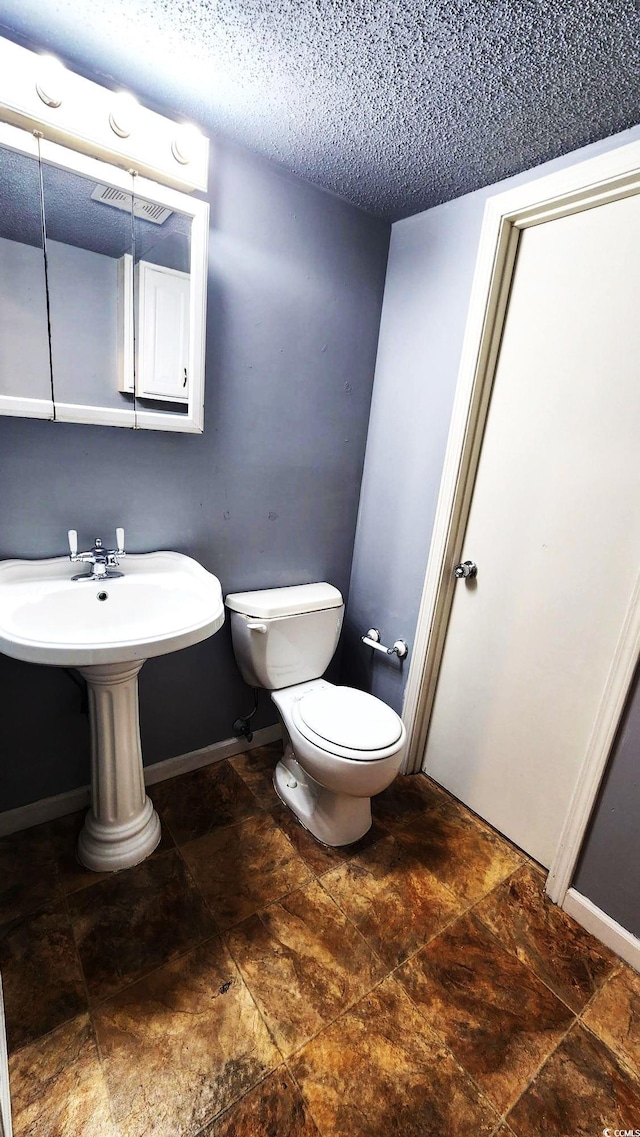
[115,527,125,555]
[68,529,78,558]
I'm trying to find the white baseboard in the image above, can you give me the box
[143,724,281,786]
[563,887,640,973]
[0,724,282,838]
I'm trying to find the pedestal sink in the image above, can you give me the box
[0,552,224,871]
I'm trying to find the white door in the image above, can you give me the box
[424,191,640,868]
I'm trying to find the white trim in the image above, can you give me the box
[563,888,640,973]
[117,253,135,395]
[0,786,92,836]
[131,410,203,433]
[547,569,640,903]
[53,402,136,428]
[51,403,203,433]
[402,138,640,896]
[0,724,282,837]
[0,394,53,420]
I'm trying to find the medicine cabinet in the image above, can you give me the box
[0,120,208,432]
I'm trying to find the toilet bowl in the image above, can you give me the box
[272,679,405,845]
[225,583,406,846]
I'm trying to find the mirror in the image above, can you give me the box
[42,159,135,421]
[0,132,52,418]
[0,123,208,433]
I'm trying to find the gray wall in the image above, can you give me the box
[47,241,125,409]
[0,140,389,811]
[0,234,50,399]
[342,122,640,935]
[0,237,125,407]
[340,186,487,710]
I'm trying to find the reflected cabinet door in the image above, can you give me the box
[136,266,189,404]
[132,190,194,413]
[136,262,190,402]
[0,129,52,419]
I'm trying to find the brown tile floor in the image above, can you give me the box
[2,738,639,1136]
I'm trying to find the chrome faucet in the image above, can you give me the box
[68,528,126,581]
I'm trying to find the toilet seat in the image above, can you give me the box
[292,685,404,762]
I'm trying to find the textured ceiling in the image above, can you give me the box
[0,1,638,220]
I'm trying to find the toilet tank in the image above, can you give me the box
[225,583,344,690]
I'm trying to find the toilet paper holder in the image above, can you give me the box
[361,628,408,660]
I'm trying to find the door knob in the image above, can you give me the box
[454,560,478,579]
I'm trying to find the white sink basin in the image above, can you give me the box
[0,549,225,874]
[0,551,224,666]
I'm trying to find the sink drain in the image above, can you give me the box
[97,591,109,602]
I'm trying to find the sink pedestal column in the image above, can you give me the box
[77,660,161,872]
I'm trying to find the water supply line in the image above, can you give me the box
[233,688,260,743]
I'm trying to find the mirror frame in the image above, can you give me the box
[0,120,209,433]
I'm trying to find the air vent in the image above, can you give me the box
[133,198,173,225]
[90,184,173,225]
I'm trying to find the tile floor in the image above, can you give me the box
[1,740,640,1136]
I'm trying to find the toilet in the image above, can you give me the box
[225,582,406,846]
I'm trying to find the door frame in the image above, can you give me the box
[0,976,11,1136]
[401,138,640,906]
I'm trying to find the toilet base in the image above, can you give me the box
[274,751,372,847]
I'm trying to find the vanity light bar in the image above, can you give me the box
[0,36,209,193]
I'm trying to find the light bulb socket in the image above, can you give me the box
[108,93,139,139]
[171,138,191,165]
[109,111,130,138]
[35,81,62,108]
[35,56,66,108]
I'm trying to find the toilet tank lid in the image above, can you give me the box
[225,582,343,619]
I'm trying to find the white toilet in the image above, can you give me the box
[225,582,406,846]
